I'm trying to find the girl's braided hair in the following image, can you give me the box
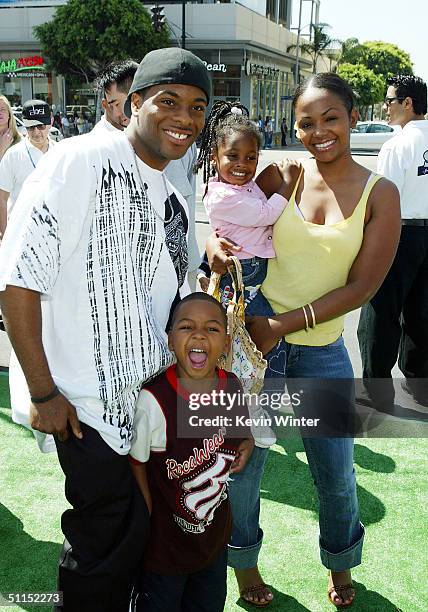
[194,101,262,191]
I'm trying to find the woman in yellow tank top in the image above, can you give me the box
[207,74,401,608]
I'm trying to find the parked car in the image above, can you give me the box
[66,105,94,121]
[350,121,401,151]
[15,115,64,142]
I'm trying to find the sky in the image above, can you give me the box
[292,0,428,85]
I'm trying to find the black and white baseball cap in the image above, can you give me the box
[22,99,51,127]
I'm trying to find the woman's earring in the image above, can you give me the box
[210,162,216,177]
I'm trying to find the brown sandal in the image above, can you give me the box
[240,583,273,608]
[327,583,355,608]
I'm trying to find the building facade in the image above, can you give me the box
[150,1,313,133]
[0,0,67,110]
[0,0,316,132]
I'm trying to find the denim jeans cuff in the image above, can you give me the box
[319,523,365,571]
[227,528,264,569]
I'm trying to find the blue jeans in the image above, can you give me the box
[219,256,267,308]
[227,291,364,571]
[264,132,273,149]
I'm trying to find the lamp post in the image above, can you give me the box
[182,0,186,49]
[290,0,320,141]
[290,0,303,142]
[293,0,303,91]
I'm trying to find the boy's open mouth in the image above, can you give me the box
[188,348,208,369]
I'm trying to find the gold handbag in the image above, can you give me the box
[208,256,267,395]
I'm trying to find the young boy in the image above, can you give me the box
[130,293,254,611]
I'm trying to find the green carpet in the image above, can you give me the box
[0,375,426,611]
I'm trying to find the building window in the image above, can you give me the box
[278,0,289,26]
[266,0,276,22]
[212,64,241,100]
[212,79,240,98]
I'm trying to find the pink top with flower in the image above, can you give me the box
[204,178,287,259]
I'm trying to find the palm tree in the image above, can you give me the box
[337,37,362,67]
[287,23,341,74]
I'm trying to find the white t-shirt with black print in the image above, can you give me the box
[0,130,189,454]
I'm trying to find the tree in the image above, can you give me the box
[336,39,413,81]
[337,63,384,118]
[34,0,170,84]
[287,23,341,74]
[359,41,413,80]
[337,38,363,67]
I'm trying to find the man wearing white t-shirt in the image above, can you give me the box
[92,60,138,134]
[0,99,54,239]
[93,60,201,288]
[0,48,210,611]
[358,75,428,406]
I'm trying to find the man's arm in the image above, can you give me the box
[0,189,8,239]
[0,285,82,441]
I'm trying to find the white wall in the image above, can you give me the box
[0,5,60,47]
[166,3,297,54]
[237,0,267,17]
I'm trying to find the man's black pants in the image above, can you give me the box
[358,225,428,388]
[54,422,149,612]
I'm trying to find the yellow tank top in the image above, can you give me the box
[262,171,382,346]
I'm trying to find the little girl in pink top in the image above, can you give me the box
[195,101,299,304]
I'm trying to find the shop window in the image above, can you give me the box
[213,79,240,98]
[33,76,52,105]
[0,76,22,105]
[251,78,259,120]
[212,65,241,99]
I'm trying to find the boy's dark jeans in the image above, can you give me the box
[136,548,227,612]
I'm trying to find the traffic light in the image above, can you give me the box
[151,5,165,33]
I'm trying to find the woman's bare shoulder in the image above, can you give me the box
[369,175,400,205]
[365,175,400,223]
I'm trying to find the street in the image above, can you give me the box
[0,148,396,378]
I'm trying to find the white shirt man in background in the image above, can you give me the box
[358,75,428,407]
[0,98,55,239]
[0,98,56,447]
[93,60,201,288]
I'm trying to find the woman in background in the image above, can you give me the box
[0,95,21,161]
